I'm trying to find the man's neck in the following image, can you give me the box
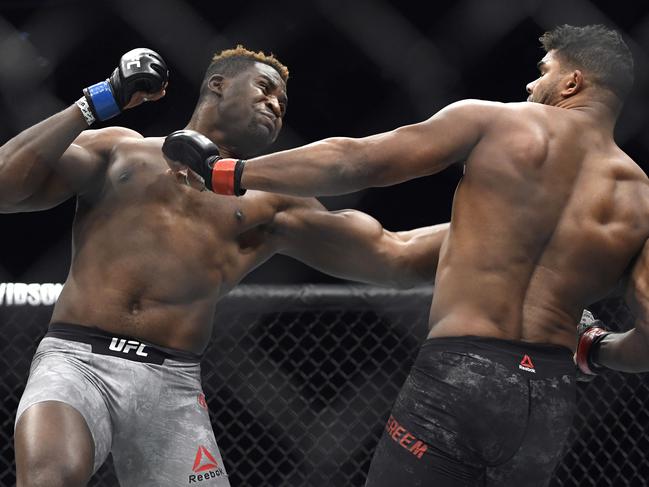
[554,94,619,134]
[184,118,237,159]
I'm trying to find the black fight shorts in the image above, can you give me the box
[365,336,576,487]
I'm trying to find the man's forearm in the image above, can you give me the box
[242,137,385,197]
[0,104,87,205]
[597,328,649,373]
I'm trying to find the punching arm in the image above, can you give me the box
[0,48,168,212]
[271,198,448,287]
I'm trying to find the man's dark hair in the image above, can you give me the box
[199,45,288,97]
[540,24,634,101]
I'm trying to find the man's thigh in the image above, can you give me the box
[14,338,114,484]
[15,401,95,487]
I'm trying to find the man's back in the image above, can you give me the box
[429,102,649,348]
[231,24,642,485]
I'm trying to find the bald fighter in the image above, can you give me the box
[0,46,448,487]
[177,25,649,485]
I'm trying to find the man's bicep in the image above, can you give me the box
[357,100,489,186]
[275,204,441,287]
[6,169,78,212]
[274,202,380,259]
[35,143,103,207]
[51,127,140,198]
[0,143,102,213]
[274,204,399,283]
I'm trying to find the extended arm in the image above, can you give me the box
[161,100,495,197]
[238,100,493,197]
[0,106,96,211]
[271,198,448,287]
[0,49,167,212]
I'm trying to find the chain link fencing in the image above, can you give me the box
[0,285,647,486]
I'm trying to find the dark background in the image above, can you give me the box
[1,0,648,285]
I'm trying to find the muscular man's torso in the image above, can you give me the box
[429,102,649,350]
[52,133,287,353]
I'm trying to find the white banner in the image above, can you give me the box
[0,282,63,306]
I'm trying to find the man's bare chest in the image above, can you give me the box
[85,151,278,251]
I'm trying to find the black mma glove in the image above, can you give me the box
[576,309,611,377]
[162,129,247,195]
[80,48,168,122]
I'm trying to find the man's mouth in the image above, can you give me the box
[258,111,276,129]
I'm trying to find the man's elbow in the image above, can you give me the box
[0,177,26,213]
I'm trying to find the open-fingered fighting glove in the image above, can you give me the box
[162,129,246,195]
[576,309,611,378]
[81,48,169,122]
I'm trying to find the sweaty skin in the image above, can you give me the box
[238,50,649,352]
[1,59,448,487]
[0,64,444,355]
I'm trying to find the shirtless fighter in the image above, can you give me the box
[169,25,649,485]
[0,46,448,487]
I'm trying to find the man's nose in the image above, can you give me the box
[266,96,281,118]
[526,81,535,94]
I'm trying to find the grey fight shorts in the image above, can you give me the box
[15,322,231,486]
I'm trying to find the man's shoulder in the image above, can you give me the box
[445,99,534,125]
[74,126,144,152]
[481,101,559,133]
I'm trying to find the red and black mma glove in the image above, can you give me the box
[576,309,611,377]
[162,130,247,196]
[77,48,169,124]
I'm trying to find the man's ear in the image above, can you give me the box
[207,74,226,96]
[561,69,584,97]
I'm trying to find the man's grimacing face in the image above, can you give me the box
[217,61,288,154]
[165,62,288,189]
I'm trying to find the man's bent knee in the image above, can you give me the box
[17,463,92,487]
[15,401,94,487]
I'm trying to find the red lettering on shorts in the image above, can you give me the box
[399,432,414,448]
[386,416,398,436]
[384,415,429,460]
[410,440,428,459]
[391,426,405,442]
[198,392,207,410]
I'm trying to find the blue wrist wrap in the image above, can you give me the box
[85,81,120,120]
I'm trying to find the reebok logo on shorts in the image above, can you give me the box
[519,354,536,373]
[188,445,226,483]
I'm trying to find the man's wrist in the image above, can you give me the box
[211,158,247,196]
[75,97,96,126]
[590,333,613,370]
